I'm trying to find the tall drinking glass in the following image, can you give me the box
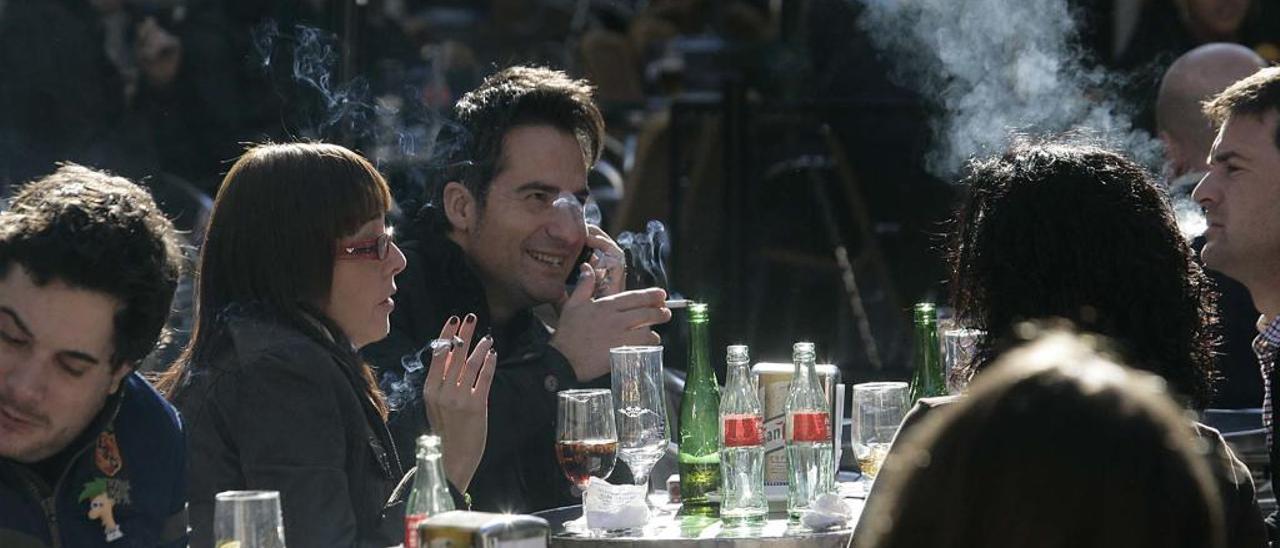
[214,490,286,548]
[556,389,619,491]
[942,328,983,394]
[852,382,909,481]
[609,346,669,489]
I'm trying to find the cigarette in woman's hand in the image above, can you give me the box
[429,338,453,356]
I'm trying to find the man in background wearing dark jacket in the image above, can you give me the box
[0,164,186,547]
[364,66,672,513]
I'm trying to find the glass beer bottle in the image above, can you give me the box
[405,435,455,548]
[784,342,834,520]
[908,302,946,402]
[719,345,767,524]
[678,302,721,516]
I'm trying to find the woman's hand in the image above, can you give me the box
[422,314,496,493]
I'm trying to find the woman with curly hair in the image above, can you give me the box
[860,140,1265,547]
[948,139,1216,407]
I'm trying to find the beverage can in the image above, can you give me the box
[417,511,549,548]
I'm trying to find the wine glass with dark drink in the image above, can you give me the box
[556,389,619,491]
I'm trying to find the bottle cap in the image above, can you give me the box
[913,302,937,324]
[416,434,442,457]
[726,345,749,364]
[688,302,709,323]
[792,342,816,361]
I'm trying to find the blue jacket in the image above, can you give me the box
[0,373,187,548]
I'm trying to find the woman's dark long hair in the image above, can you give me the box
[156,142,392,419]
[948,140,1218,408]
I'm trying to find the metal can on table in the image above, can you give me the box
[417,511,549,548]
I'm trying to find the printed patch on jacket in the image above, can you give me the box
[94,431,123,477]
[81,477,132,543]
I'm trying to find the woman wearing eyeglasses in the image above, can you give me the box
[157,143,493,548]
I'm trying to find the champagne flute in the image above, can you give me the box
[556,389,619,492]
[609,346,669,489]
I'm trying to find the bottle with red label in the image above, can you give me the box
[404,434,455,547]
[784,341,834,520]
[719,344,767,524]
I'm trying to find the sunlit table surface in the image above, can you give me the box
[533,478,867,547]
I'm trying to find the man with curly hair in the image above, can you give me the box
[0,164,186,547]
[1194,65,1280,540]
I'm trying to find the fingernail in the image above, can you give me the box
[488,348,497,357]
[482,335,493,344]
[447,316,459,326]
[464,313,477,324]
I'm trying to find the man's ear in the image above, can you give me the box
[442,181,477,233]
[1159,131,1191,176]
[108,362,132,395]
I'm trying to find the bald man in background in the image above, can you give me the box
[1158,43,1268,194]
[1158,44,1269,412]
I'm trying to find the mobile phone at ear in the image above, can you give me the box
[564,246,594,289]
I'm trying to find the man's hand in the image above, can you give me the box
[135,17,182,88]
[584,225,626,297]
[551,266,671,381]
[422,314,496,493]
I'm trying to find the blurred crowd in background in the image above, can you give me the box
[2,0,1279,396]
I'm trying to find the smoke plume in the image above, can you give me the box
[857,0,1162,180]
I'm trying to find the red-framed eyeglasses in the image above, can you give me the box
[338,231,394,261]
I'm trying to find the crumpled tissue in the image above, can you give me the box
[583,477,649,530]
[800,493,854,531]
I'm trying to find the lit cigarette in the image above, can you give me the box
[665,299,693,309]
[428,338,454,356]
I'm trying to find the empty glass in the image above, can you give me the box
[214,490,286,548]
[556,389,619,491]
[852,382,909,481]
[942,328,983,394]
[609,346,670,489]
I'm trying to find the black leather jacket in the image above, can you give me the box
[362,231,605,514]
[173,308,406,548]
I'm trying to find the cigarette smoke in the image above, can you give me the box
[617,220,673,293]
[856,0,1162,180]
[249,19,478,236]
[249,20,465,172]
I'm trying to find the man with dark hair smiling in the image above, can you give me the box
[0,164,186,547]
[365,66,672,513]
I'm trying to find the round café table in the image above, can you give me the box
[533,481,866,548]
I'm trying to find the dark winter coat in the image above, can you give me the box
[174,308,406,548]
[362,231,603,514]
[0,373,187,548]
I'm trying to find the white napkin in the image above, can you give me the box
[583,477,649,530]
[801,493,854,531]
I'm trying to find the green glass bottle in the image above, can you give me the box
[678,302,721,516]
[909,302,946,402]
